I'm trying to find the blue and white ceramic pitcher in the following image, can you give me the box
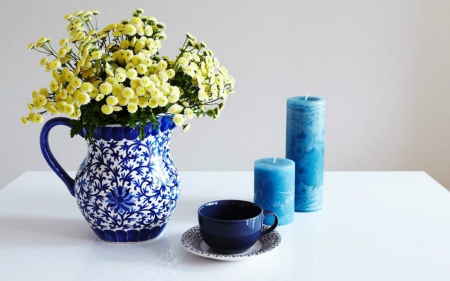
[40,116,180,242]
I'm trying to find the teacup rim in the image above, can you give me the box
[198,199,263,223]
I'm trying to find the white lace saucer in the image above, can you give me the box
[181,225,282,261]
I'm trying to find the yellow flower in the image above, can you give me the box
[157,60,168,70]
[37,37,48,44]
[71,77,82,89]
[192,54,200,62]
[134,40,146,52]
[66,95,74,104]
[167,69,175,78]
[127,103,138,113]
[106,96,119,106]
[58,89,68,100]
[80,82,93,93]
[173,114,185,126]
[150,88,161,98]
[39,88,49,97]
[149,44,158,55]
[149,97,158,108]
[76,92,90,105]
[149,74,161,86]
[59,38,69,46]
[101,104,114,115]
[31,90,38,99]
[185,32,196,41]
[138,97,148,107]
[60,56,70,64]
[66,84,75,94]
[142,57,152,67]
[144,26,153,36]
[136,64,148,75]
[123,50,133,61]
[99,82,113,95]
[106,23,117,31]
[198,89,208,101]
[159,83,170,95]
[112,30,122,37]
[40,57,48,66]
[112,84,124,96]
[103,77,116,86]
[184,108,194,119]
[135,86,146,96]
[139,77,151,87]
[157,96,168,107]
[168,104,183,114]
[145,81,156,92]
[124,24,137,36]
[28,112,36,120]
[49,60,61,70]
[105,69,114,77]
[130,37,137,47]
[64,104,75,115]
[64,71,74,82]
[32,114,44,124]
[115,72,127,83]
[52,70,60,81]
[177,57,188,67]
[126,69,138,79]
[118,96,129,106]
[130,78,141,89]
[120,40,130,50]
[50,80,59,92]
[122,87,134,99]
[27,102,34,111]
[158,70,168,82]
[95,94,105,101]
[130,17,142,26]
[49,105,59,115]
[64,14,73,20]
[21,116,29,125]
[168,92,180,103]
[215,76,223,86]
[90,50,102,60]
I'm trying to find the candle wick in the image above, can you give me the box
[305,93,309,101]
[273,157,277,163]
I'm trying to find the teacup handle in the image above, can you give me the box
[260,210,278,237]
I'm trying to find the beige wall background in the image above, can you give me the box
[1,0,449,190]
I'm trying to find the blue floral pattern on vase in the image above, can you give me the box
[40,116,180,243]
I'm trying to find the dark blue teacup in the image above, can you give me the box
[198,199,279,254]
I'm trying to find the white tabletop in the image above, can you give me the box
[1,171,450,281]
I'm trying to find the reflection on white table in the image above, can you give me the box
[0,171,450,281]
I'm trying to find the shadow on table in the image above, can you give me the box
[74,237,181,281]
[0,215,95,242]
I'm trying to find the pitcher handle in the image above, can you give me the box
[39,117,79,196]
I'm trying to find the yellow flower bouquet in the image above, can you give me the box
[23,8,235,140]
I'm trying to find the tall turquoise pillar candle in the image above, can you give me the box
[254,158,295,226]
[286,96,326,212]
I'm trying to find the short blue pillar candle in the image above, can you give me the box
[286,96,326,212]
[254,158,295,226]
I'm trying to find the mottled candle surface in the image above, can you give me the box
[286,96,326,212]
[254,158,295,225]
